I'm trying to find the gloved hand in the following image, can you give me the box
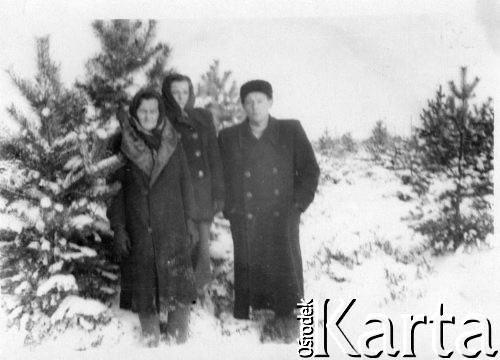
[113,227,131,262]
[116,102,129,125]
[213,199,225,214]
[186,219,199,250]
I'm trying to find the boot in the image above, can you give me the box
[139,312,160,347]
[260,314,299,343]
[280,315,300,343]
[166,305,191,344]
[191,221,212,295]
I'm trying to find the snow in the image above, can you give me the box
[69,215,94,230]
[14,281,31,295]
[63,156,83,171]
[95,128,108,139]
[209,226,233,260]
[36,274,78,297]
[50,295,109,324]
[38,179,62,195]
[0,151,498,359]
[67,242,98,258]
[48,261,64,274]
[41,108,50,117]
[52,131,78,149]
[8,199,41,225]
[0,213,24,233]
[40,237,51,251]
[35,219,45,232]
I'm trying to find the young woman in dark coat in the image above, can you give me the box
[161,74,225,297]
[107,88,198,346]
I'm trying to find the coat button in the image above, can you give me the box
[272,167,278,175]
[273,211,280,217]
[198,170,204,178]
[195,150,201,157]
[246,192,253,199]
[274,189,280,196]
[244,170,251,178]
[147,227,153,234]
[192,132,199,140]
[247,213,253,220]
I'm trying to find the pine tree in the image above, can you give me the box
[317,128,337,153]
[77,20,171,120]
[365,119,391,161]
[0,37,123,344]
[340,132,357,153]
[411,67,493,253]
[196,59,243,131]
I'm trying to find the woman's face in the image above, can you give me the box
[170,80,190,110]
[136,98,160,131]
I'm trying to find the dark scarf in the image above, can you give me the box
[121,114,178,188]
[129,116,164,151]
[127,88,169,151]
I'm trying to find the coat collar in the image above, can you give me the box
[120,114,178,188]
[238,116,279,149]
[171,109,197,129]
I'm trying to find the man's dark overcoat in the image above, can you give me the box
[108,90,197,314]
[218,117,320,319]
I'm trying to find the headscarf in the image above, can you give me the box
[128,88,167,150]
[120,88,178,186]
[161,73,196,125]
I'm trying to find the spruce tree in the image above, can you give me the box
[412,67,493,253]
[0,37,124,344]
[77,20,171,120]
[196,59,243,131]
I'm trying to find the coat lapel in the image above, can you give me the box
[262,117,280,149]
[149,119,177,188]
[121,115,178,188]
[238,117,280,152]
[120,116,153,177]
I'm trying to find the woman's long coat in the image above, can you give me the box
[108,112,197,314]
[218,117,320,319]
[162,75,225,221]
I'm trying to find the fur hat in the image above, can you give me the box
[240,80,273,103]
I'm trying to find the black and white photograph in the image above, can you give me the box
[0,0,498,359]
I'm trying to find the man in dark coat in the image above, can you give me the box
[108,89,197,345]
[162,74,225,296]
[218,80,320,342]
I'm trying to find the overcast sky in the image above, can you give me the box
[0,0,499,140]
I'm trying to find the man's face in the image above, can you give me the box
[243,92,273,125]
[136,98,159,131]
[170,80,190,110]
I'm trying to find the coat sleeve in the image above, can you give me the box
[217,130,231,219]
[292,121,320,212]
[106,134,127,232]
[205,112,225,203]
[107,165,127,232]
[178,144,198,221]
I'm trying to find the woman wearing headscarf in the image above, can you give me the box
[161,74,225,298]
[108,88,197,346]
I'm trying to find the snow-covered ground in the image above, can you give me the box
[0,151,498,359]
